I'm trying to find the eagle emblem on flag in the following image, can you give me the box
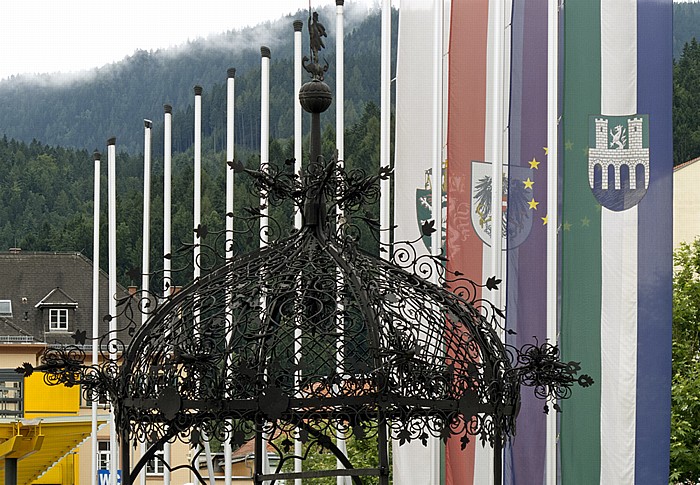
[588,114,650,211]
[470,161,533,249]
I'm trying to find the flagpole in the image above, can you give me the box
[91,149,101,485]
[292,20,304,485]
[141,120,152,324]
[334,3,350,484]
[431,1,445,484]
[261,47,270,248]
[379,0,391,257]
[140,119,152,485]
[260,46,271,484]
[546,1,559,484]
[489,0,504,306]
[162,104,172,485]
[107,137,119,485]
[163,105,173,297]
[431,0,444,266]
[224,67,236,485]
[194,85,202,286]
[192,85,216,485]
[489,1,507,482]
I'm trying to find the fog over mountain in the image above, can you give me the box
[0,2,697,155]
[0,3,396,154]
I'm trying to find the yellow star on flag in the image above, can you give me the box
[581,216,590,227]
[541,215,548,225]
[523,178,534,190]
[528,198,539,210]
[563,221,572,232]
[565,140,574,151]
[543,147,549,155]
[529,158,540,169]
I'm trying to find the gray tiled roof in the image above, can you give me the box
[0,251,127,345]
[35,287,78,308]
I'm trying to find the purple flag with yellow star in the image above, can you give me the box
[504,1,548,483]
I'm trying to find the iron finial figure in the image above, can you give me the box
[309,11,326,62]
[303,11,329,80]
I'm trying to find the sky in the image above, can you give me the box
[0,0,380,81]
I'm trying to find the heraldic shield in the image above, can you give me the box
[470,161,533,249]
[588,114,650,211]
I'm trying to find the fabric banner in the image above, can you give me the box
[504,0,548,483]
[445,1,509,484]
[392,0,443,483]
[559,1,672,484]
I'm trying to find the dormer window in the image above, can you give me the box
[0,300,11,317]
[35,287,78,333]
[49,308,69,331]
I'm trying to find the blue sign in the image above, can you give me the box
[97,470,122,485]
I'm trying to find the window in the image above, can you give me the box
[0,371,22,418]
[0,300,11,317]
[146,444,165,475]
[49,308,68,331]
[98,441,111,471]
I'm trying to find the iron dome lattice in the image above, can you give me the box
[17,12,591,485]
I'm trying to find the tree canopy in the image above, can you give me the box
[674,38,700,165]
[670,240,700,484]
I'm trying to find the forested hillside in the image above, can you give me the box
[0,1,697,156]
[0,4,396,154]
[0,102,384,284]
[673,2,700,165]
[674,1,700,59]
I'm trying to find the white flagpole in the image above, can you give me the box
[486,1,509,482]
[292,19,304,485]
[162,104,173,485]
[224,67,236,485]
[546,1,559,484]
[336,0,345,165]
[380,0,391,256]
[294,22,303,231]
[107,137,119,485]
[431,0,444,264]
[260,46,271,484]
[91,149,101,485]
[193,85,216,485]
[226,68,236,250]
[261,47,271,248]
[334,3,350,484]
[194,86,203,285]
[163,105,173,296]
[140,119,152,485]
[141,120,152,324]
[430,1,444,484]
[489,0,504,302]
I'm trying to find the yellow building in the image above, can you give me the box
[0,346,100,485]
[674,156,700,248]
[0,252,200,485]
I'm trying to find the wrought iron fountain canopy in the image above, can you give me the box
[18,12,591,485]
